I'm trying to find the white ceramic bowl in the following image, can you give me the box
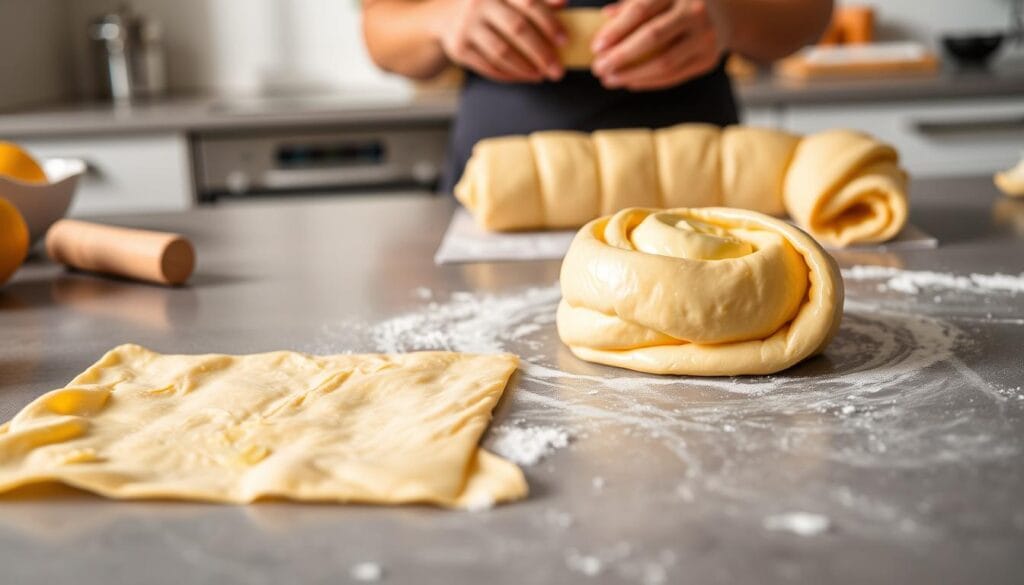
[0,158,85,244]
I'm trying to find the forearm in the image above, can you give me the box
[709,0,833,62]
[362,0,455,80]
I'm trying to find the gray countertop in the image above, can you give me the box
[0,90,459,138]
[2,63,1024,138]
[1,177,1023,584]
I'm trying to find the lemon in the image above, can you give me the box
[0,142,46,184]
[0,196,29,286]
[995,157,1024,197]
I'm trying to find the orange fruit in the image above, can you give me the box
[0,196,29,286]
[0,142,46,184]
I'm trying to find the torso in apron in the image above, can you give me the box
[440,0,740,193]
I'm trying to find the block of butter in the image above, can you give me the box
[557,8,608,69]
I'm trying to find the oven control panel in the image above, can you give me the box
[195,125,449,199]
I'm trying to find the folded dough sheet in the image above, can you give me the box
[0,345,526,508]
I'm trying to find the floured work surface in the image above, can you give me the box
[435,208,936,264]
[0,344,526,508]
[435,208,578,264]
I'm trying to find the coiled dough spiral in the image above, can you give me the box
[556,207,844,376]
[454,124,908,247]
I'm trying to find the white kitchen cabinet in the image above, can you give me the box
[20,133,194,216]
[782,97,1024,178]
[741,105,784,129]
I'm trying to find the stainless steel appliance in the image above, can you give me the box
[194,125,449,200]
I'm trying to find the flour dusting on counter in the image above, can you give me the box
[565,551,604,577]
[488,423,571,466]
[763,512,832,536]
[566,544,676,584]
[315,268,1022,543]
[369,285,561,354]
[350,562,384,582]
[843,265,1024,295]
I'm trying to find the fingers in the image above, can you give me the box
[592,0,723,91]
[506,0,568,48]
[458,49,523,83]
[603,28,720,90]
[468,24,545,81]
[592,2,689,77]
[601,3,623,18]
[591,0,672,53]
[484,0,564,79]
[439,0,567,84]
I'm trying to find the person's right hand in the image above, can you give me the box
[435,0,568,83]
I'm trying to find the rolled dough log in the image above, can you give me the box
[454,124,909,247]
[531,131,600,227]
[655,124,722,209]
[784,129,908,246]
[0,344,526,508]
[557,207,844,375]
[721,126,800,216]
[593,128,661,213]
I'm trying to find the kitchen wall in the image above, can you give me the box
[1,0,1021,106]
[64,0,406,98]
[0,0,74,109]
[68,0,1024,97]
[843,0,1015,40]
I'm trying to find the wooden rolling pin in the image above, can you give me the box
[46,219,195,286]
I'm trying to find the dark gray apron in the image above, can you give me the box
[440,0,740,193]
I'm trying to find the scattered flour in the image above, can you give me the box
[340,281,1011,480]
[488,424,571,466]
[369,285,561,354]
[545,508,576,529]
[313,268,1019,544]
[350,562,384,582]
[675,484,695,502]
[566,544,675,584]
[842,265,1024,295]
[463,493,496,513]
[763,512,832,537]
[566,552,603,577]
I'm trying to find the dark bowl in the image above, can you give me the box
[941,32,1005,67]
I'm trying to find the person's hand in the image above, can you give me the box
[435,0,568,83]
[591,0,724,91]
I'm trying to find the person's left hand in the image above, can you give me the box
[591,0,724,91]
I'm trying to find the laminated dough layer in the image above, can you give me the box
[0,345,526,508]
[454,124,908,247]
[557,207,844,375]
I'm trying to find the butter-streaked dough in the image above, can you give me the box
[454,124,909,247]
[557,207,843,376]
[0,345,526,508]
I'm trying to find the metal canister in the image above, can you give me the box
[91,5,166,102]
